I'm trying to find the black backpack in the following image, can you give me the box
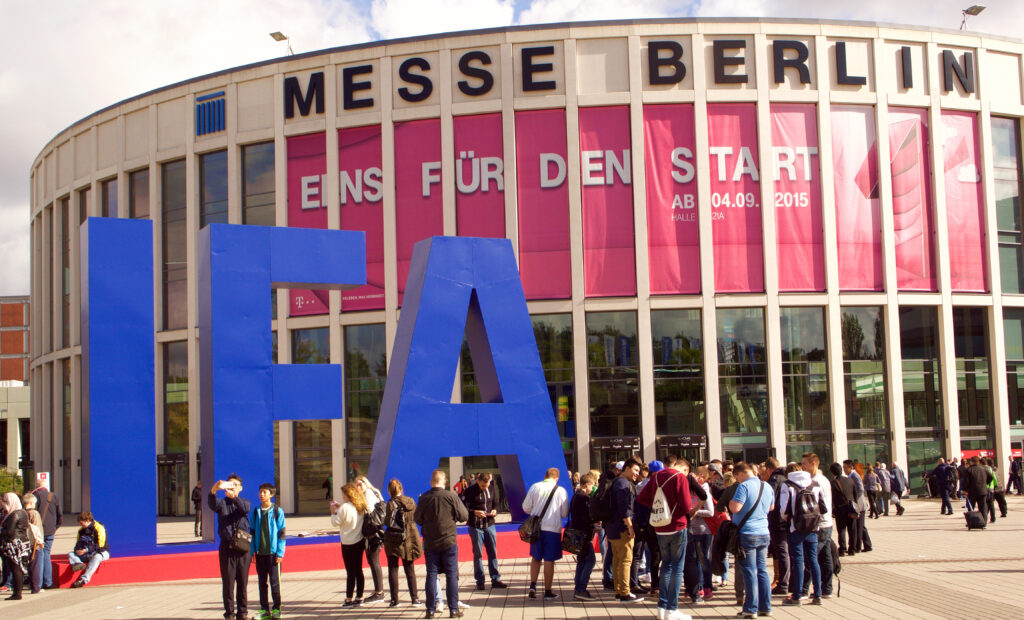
[384,499,407,543]
[785,480,822,534]
[362,492,386,539]
[590,477,614,523]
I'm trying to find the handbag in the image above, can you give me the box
[230,526,252,554]
[518,484,558,543]
[561,527,590,554]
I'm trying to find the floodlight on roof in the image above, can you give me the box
[960,5,986,29]
[269,31,294,55]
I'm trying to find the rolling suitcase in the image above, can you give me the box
[964,510,986,530]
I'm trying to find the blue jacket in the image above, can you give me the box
[249,504,286,557]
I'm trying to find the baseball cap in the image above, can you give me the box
[648,460,665,473]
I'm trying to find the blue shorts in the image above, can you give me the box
[529,530,562,562]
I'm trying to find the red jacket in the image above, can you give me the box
[637,467,692,533]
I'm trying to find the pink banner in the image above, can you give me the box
[831,105,883,291]
[286,133,330,316]
[395,118,443,303]
[515,109,571,299]
[338,125,385,311]
[707,103,763,293]
[579,106,636,297]
[942,111,987,292]
[772,104,824,291]
[643,104,700,294]
[454,114,505,239]
[888,107,936,291]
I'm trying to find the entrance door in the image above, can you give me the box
[293,421,333,514]
[157,456,188,516]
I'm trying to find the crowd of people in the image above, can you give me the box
[925,455,1013,524]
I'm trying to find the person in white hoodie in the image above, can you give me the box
[797,453,835,599]
[683,466,714,604]
[330,482,367,608]
[778,457,828,606]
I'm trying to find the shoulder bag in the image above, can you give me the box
[519,484,557,543]
[721,481,765,558]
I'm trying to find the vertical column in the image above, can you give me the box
[381,57,399,358]
[226,82,242,225]
[440,49,456,237]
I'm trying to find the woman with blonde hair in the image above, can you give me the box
[0,493,31,600]
[383,478,423,607]
[330,482,367,608]
[20,493,44,594]
[354,475,386,604]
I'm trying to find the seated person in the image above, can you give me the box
[68,512,109,588]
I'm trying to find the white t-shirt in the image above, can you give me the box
[522,479,570,533]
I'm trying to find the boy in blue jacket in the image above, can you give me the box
[250,483,287,619]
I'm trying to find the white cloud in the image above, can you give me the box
[369,0,515,40]
[517,0,679,24]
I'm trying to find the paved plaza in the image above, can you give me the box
[8,496,1024,619]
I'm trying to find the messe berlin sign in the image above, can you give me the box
[82,219,568,555]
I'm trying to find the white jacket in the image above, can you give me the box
[330,501,365,545]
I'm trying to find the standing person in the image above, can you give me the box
[799,454,834,600]
[728,463,773,620]
[606,458,644,604]
[522,467,570,600]
[331,482,367,608]
[1008,456,1022,495]
[964,456,995,525]
[876,464,891,516]
[597,461,621,591]
[31,474,61,591]
[20,494,43,595]
[928,458,953,515]
[414,469,469,619]
[843,460,872,552]
[249,483,286,620]
[637,455,692,620]
[829,463,859,556]
[989,460,1008,518]
[0,494,30,600]
[209,475,252,620]
[462,472,507,591]
[569,473,598,601]
[863,466,880,519]
[192,479,204,537]
[889,462,908,516]
[683,466,714,604]
[383,478,422,607]
[778,458,826,606]
[354,476,386,605]
[763,457,789,596]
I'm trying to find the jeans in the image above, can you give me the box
[656,529,687,611]
[684,531,712,599]
[425,544,459,612]
[609,535,634,597]
[68,550,110,584]
[737,534,771,615]
[599,527,613,585]
[940,488,953,514]
[787,530,820,599]
[40,534,55,588]
[468,525,501,585]
[573,538,596,593]
[879,492,890,515]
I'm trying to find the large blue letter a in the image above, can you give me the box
[369,237,569,520]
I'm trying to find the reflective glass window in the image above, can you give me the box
[162,160,187,330]
[652,309,705,437]
[842,306,888,431]
[900,307,943,428]
[243,142,275,226]
[163,341,189,454]
[292,327,330,364]
[1004,308,1024,427]
[200,150,228,228]
[954,307,992,429]
[717,308,768,436]
[344,323,386,479]
[101,178,118,218]
[994,117,1024,294]
[586,311,640,438]
[780,307,830,433]
[130,168,150,219]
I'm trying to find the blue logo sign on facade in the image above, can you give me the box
[195,91,226,136]
[82,219,568,555]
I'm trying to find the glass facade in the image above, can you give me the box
[62,360,71,503]
[587,311,640,466]
[292,327,330,364]
[78,187,90,224]
[162,160,187,330]
[101,178,118,218]
[652,310,705,461]
[344,323,386,480]
[1004,308,1024,428]
[129,168,150,219]
[292,327,333,512]
[842,307,887,431]
[163,341,189,454]
[994,117,1023,294]
[954,307,992,432]
[717,308,768,440]
[900,307,944,429]
[533,314,576,471]
[780,307,831,465]
[242,142,275,226]
[200,150,228,228]
[60,197,69,348]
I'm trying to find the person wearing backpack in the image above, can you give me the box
[248,483,286,619]
[779,463,827,606]
[594,462,620,591]
[569,473,598,601]
[636,455,693,620]
[383,478,422,607]
[797,454,835,600]
[30,474,61,591]
[683,466,714,606]
[462,472,507,591]
[763,457,790,597]
[355,476,387,604]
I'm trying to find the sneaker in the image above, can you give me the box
[702,588,714,600]
[690,595,704,605]
[528,585,537,599]
[782,597,800,606]
[618,593,644,603]
[364,592,386,604]
[811,598,823,605]
[823,594,833,599]
[757,612,774,617]
[256,611,271,620]
[410,599,424,607]
[491,581,508,589]
[574,590,596,601]
[603,581,616,591]
[425,611,435,620]
[667,611,693,620]
[389,600,400,607]
[657,608,667,620]
[544,591,558,600]
[449,611,464,619]
[770,587,788,596]
[351,599,363,607]
[271,611,281,619]
[71,579,86,588]
[476,583,486,591]
[70,563,87,572]
[735,613,756,619]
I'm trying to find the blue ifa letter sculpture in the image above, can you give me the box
[368,236,570,520]
[198,224,365,541]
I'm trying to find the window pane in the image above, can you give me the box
[243,142,275,226]
[652,309,705,437]
[292,327,330,364]
[993,117,1024,295]
[780,307,830,433]
[344,323,386,478]
[101,178,118,218]
[900,307,943,429]
[130,169,150,219]
[162,160,187,330]
[954,307,992,429]
[533,313,576,471]
[842,306,887,432]
[163,341,189,454]
[586,311,640,439]
[717,308,767,437]
[200,150,228,228]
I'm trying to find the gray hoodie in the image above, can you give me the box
[778,470,825,534]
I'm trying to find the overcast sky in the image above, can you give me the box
[0,0,1016,296]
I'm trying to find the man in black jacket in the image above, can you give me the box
[462,472,507,590]
[763,457,790,595]
[209,474,252,620]
[830,463,859,556]
[964,456,995,525]
[192,478,203,537]
[415,469,469,619]
[31,475,61,590]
